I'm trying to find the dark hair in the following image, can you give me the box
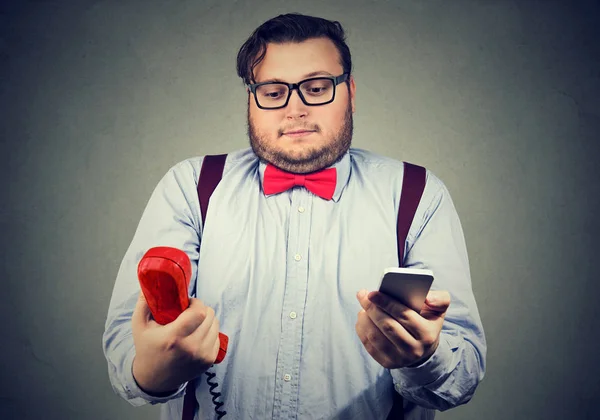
[236,13,352,85]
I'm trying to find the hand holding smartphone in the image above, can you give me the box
[378,267,434,313]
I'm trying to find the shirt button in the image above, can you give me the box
[294,254,302,261]
[284,374,291,381]
[298,206,305,213]
[289,311,297,319]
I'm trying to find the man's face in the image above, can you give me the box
[247,37,356,174]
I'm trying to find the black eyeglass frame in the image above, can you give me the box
[247,73,349,110]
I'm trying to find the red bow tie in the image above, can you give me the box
[263,164,337,200]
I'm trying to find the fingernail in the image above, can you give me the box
[357,289,367,299]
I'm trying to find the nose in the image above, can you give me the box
[285,88,308,119]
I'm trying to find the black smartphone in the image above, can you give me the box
[378,267,434,313]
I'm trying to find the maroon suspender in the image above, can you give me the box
[181,380,197,420]
[182,155,228,420]
[185,156,426,420]
[197,154,228,226]
[397,162,427,268]
[387,161,427,420]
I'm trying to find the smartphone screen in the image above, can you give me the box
[378,267,434,313]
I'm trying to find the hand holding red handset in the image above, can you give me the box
[137,246,228,364]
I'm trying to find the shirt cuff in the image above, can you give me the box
[391,334,453,388]
[123,348,188,405]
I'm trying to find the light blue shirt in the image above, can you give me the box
[103,147,486,420]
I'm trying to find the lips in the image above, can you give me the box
[283,130,316,136]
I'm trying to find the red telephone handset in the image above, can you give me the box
[137,246,228,364]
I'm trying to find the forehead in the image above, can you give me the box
[253,37,343,83]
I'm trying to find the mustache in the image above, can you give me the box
[278,125,320,136]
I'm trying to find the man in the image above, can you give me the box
[103,13,486,420]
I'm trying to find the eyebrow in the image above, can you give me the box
[256,71,335,84]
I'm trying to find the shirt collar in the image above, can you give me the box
[258,151,351,203]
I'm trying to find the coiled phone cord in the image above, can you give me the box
[205,367,226,418]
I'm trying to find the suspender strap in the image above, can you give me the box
[181,383,197,420]
[396,162,427,268]
[387,161,426,420]
[197,154,228,226]
[182,154,228,420]
[193,154,228,300]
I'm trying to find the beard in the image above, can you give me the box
[247,99,353,174]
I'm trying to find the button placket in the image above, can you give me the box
[273,187,312,417]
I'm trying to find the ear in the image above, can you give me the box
[348,75,356,113]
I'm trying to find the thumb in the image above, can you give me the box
[131,292,152,330]
[422,290,451,315]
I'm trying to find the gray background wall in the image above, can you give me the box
[1,0,599,419]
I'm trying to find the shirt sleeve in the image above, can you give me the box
[101,159,203,406]
[390,170,487,411]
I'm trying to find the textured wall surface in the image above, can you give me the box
[1,1,599,419]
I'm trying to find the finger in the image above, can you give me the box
[207,317,222,361]
[362,290,426,341]
[356,310,398,353]
[355,310,406,368]
[356,289,373,311]
[187,310,220,361]
[357,289,421,325]
[361,294,421,347]
[131,292,152,331]
[365,291,417,323]
[186,305,217,344]
[171,297,207,336]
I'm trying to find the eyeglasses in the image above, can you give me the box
[248,73,349,110]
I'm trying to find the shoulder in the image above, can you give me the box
[166,147,257,184]
[349,148,405,173]
[349,148,453,223]
[349,148,445,192]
